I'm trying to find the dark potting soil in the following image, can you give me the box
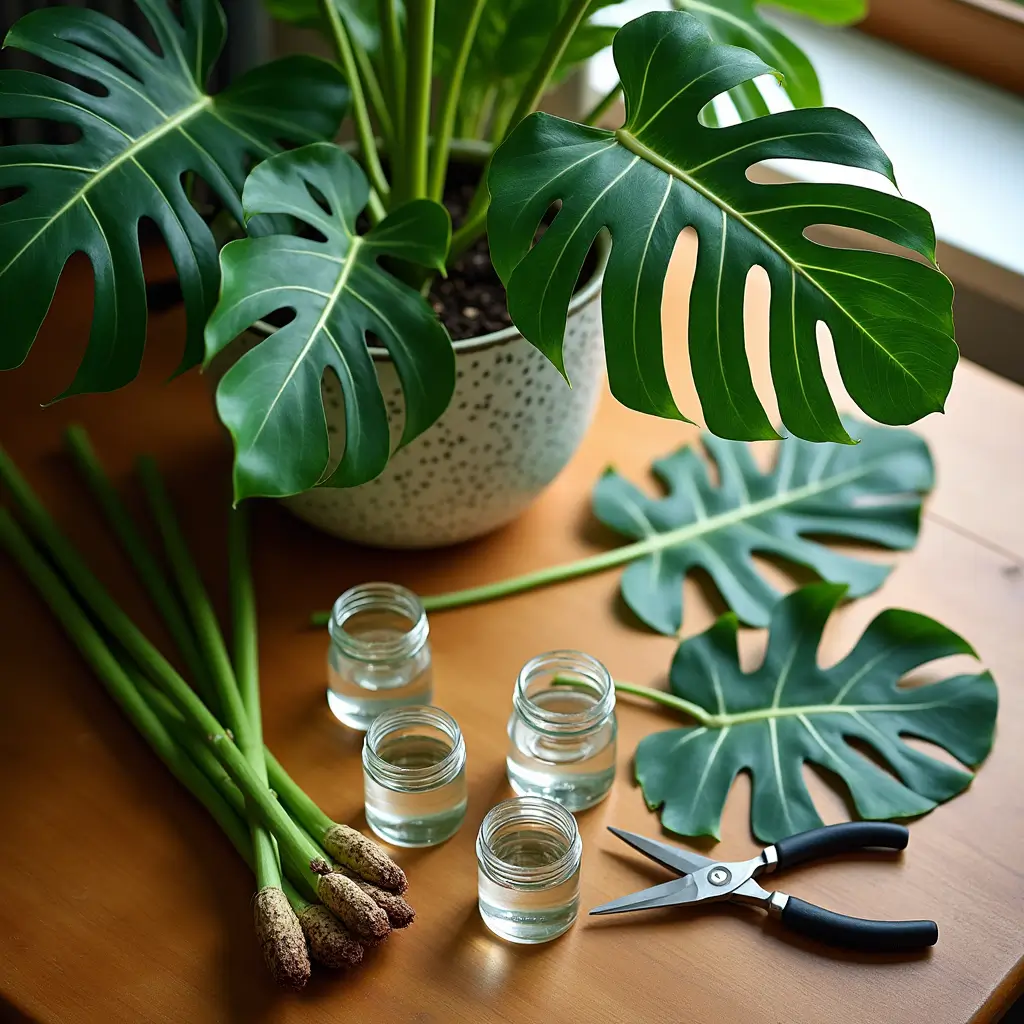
[145,160,599,339]
[431,160,599,342]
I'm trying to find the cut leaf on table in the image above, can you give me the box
[205,142,455,501]
[632,583,997,843]
[594,417,933,633]
[315,420,934,632]
[487,11,957,443]
[0,0,348,395]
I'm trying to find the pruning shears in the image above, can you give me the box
[590,822,938,953]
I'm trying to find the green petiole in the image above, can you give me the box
[0,447,323,890]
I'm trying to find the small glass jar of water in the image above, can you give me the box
[506,650,616,811]
[363,705,468,847]
[327,583,432,731]
[477,795,582,944]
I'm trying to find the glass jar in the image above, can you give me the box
[326,582,432,731]
[477,795,583,944]
[506,650,616,811]
[362,705,467,847]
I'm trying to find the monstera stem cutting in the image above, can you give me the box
[311,424,936,633]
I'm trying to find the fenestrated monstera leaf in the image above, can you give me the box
[205,142,456,502]
[0,0,348,397]
[593,417,932,634]
[487,11,957,445]
[634,583,997,843]
[675,0,865,116]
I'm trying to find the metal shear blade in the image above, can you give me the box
[589,874,701,916]
[589,822,940,954]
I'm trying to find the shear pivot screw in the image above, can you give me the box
[709,867,731,886]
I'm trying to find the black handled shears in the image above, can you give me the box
[590,821,938,953]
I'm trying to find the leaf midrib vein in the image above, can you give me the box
[613,128,927,388]
[0,95,212,280]
[700,698,952,729]
[249,239,363,447]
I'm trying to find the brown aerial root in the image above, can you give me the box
[335,866,415,928]
[297,905,365,969]
[253,887,312,991]
[323,823,408,893]
[312,861,391,941]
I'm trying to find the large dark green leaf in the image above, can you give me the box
[205,142,455,502]
[675,0,819,111]
[488,11,957,445]
[0,0,348,396]
[634,583,997,843]
[594,418,932,634]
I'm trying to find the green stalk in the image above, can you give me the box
[321,0,391,205]
[310,459,873,624]
[379,0,405,168]
[308,527,694,624]
[56,434,343,876]
[584,81,622,126]
[137,669,320,904]
[0,449,323,887]
[488,88,518,144]
[472,85,498,140]
[265,748,336,839]
[135,456,251,753]
[428,0,489,201]
[400,0,436,202]
[553,674,712,725]
[228,505,280,892]
[448,0,592,260]
[0,509,278,875]
[353,42,395,151]
[63,426,218,714]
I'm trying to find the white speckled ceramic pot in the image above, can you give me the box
[282,239,608,548]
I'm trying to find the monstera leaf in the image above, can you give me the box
[634,583,997,843]
[0,0,348,396]
[205,143,455,502]
[488,11,957,445]
[674,0,865,115]
[594,417,932,634]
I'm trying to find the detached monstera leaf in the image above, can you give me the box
[488,11,957,445]
[205,143,455,502]
[594,417,933,633]
[635,583,997,843]
[0,0,348,395]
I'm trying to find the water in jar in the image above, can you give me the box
[477,819,580,943]
[364,730,467,847]
[327,602,432,731]
[507,686,616,812]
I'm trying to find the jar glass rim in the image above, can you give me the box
[476,795,582,889]
[363,705,465,791]
[329,582,429,662]
[513,650,615,734]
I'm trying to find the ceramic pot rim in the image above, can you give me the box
[247,138,609,361]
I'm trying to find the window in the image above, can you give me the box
[860,0,1024,94]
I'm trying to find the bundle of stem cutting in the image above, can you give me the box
[0,432,414,990]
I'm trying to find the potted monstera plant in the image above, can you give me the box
[0,0,956,549]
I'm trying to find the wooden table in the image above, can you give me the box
[1,246,1023,1024]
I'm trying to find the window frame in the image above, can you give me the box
[859,0,1024,95]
